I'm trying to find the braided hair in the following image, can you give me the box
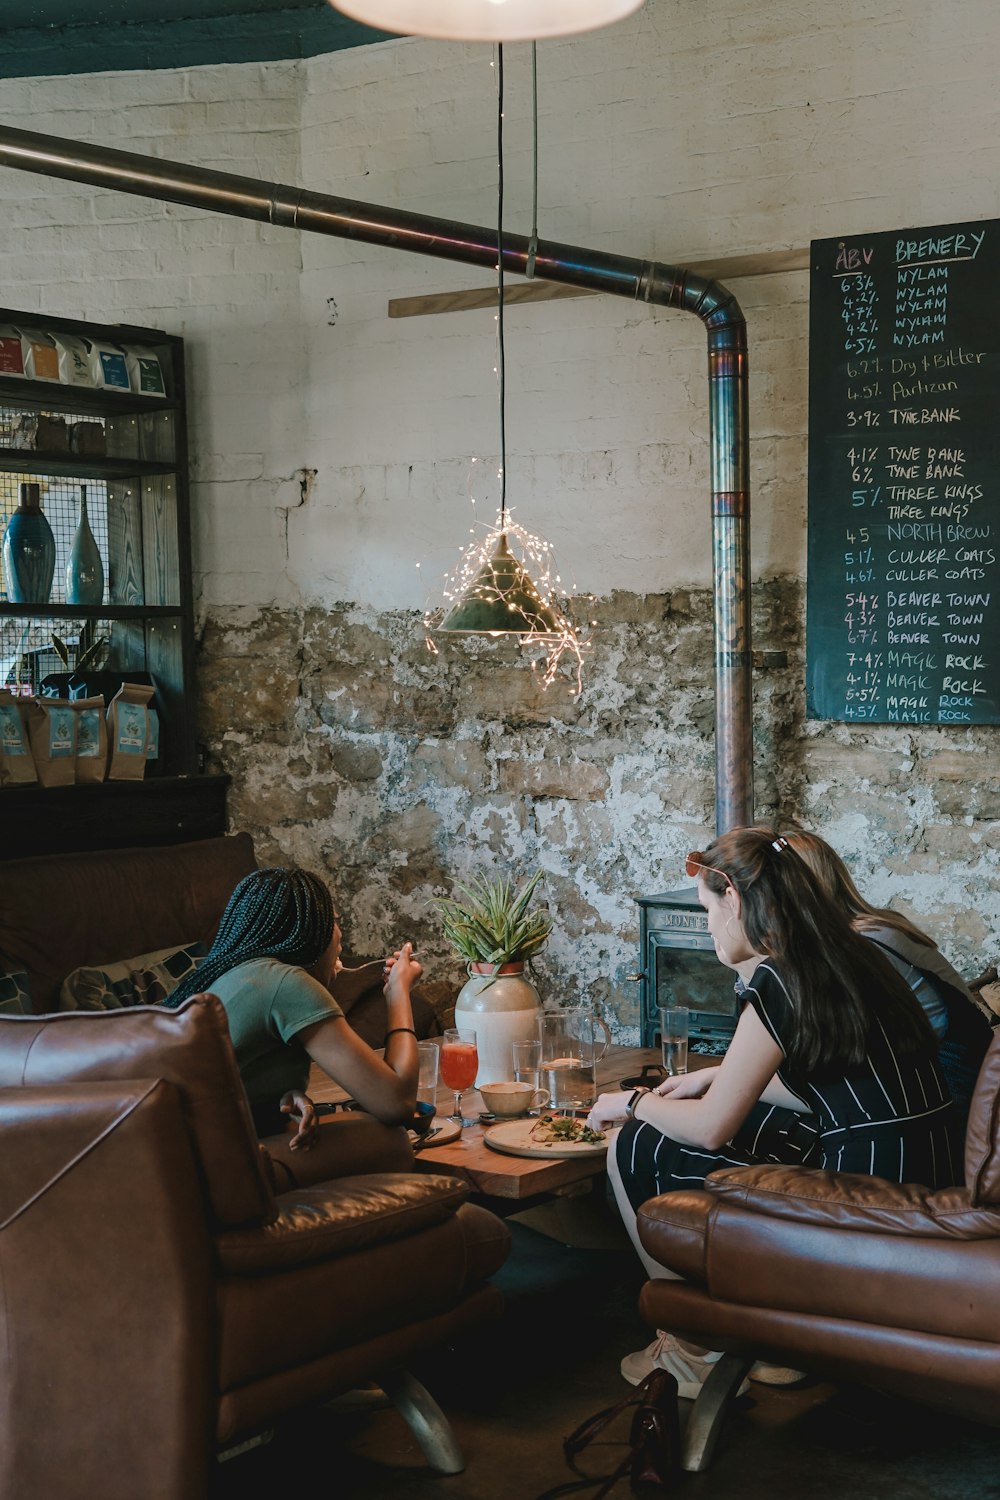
[165,866,335,1008]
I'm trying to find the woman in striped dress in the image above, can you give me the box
[589,826,962,1395]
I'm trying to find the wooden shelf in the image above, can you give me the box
[0,774,230,861]
[0,375,178,419]
[0,604,182,619]
[0,447,178,480]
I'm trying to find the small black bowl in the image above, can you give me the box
[411,1099,437,1138]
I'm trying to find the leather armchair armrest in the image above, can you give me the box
[706,1164,1000,1239]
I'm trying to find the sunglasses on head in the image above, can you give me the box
[685,852,734,886]
[686,835,790,886]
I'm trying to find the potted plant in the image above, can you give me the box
[434,870,552,1088]
[435,868,552,974]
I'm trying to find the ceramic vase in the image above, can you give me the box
[65,485,104,606]
[453,961,542,1089]
[2,482,55,604]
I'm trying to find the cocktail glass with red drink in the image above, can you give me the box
[440,1026,478,1126]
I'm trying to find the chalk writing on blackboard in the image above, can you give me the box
[807,220,1000,725]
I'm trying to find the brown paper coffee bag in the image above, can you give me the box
[25,697,77,787]
[106,681,154,780]
[73,695,107,784]
[0,690,37,785]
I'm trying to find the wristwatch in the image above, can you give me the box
[625,1087,650,1120]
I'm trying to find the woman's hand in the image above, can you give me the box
[586,1090,633,1132]
[280,1090,318,1151]
[383,941,423,999]
[654,1067,718,1100]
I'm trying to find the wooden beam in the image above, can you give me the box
[387,245,810,318]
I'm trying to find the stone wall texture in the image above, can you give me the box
[197,578,1000,1038]
[2,3,999,1037]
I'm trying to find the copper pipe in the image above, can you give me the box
[0,125,753,832]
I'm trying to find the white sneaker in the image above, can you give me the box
[620,1332,750,1400]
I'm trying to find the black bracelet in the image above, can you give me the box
[625,1087,650,1120]
[384,1026,418,1041]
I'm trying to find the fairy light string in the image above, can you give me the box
[423,45,590,695]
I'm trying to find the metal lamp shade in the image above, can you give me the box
[326,0,645,42]
[437,532,562,635]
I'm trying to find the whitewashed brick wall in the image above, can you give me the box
[1,1,997,615]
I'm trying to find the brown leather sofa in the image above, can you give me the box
[0,995,511,1500]
[636,1029,1000,1469]
[0,831,449,1042]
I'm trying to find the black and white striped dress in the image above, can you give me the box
[616,959,962,1213]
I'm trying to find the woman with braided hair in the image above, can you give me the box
[166,866,420,1142]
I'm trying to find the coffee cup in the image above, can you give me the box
[479,1080,550,1119]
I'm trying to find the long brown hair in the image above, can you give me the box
[783,829,934,948]
[697,826,932,1072]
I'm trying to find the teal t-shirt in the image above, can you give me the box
[210,957,344,1134]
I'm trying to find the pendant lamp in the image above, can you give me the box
[326,0,645,43]
[424,46,587,693]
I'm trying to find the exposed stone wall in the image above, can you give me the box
[197,577,1000,1039]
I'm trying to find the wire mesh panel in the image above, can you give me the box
[0,615,136,694]
[0,466,109,607]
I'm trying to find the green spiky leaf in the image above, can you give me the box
[433,869,552,967]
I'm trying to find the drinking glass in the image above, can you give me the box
[440,1026,478,1125]
[659,1006,689,1076]
[417,1040,440,1109]
[512,1037,542,1089]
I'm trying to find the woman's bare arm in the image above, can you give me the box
[299,943,421,1125]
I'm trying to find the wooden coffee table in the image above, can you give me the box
[409,1043,664,1203]
[307,1043,664,1202]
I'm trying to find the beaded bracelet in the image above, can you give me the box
[384,1026,418,1040]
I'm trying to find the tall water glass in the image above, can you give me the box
[512,1037,542,1089]
[417,1040,440,1109]
[659,1006,689,1076]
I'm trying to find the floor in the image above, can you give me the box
[213,1194,1000,1500]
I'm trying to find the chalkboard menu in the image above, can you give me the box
[807,219,1000,725]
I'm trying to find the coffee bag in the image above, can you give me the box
[124,346,166,398]
[19,329,59,382]
[106,681,155,780]
[0,691,37,785]
[73,695,108,784]
[25,696,77,787]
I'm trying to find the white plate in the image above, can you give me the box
[482,1116,608,1159]
[409,1116,463,1148]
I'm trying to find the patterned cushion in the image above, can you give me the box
[58,943,207,1012]
[0,970,30,1015]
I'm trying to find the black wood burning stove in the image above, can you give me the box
[636,890,741,1052]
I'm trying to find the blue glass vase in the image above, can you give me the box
[2,483,55,604]
[66,485,104,606]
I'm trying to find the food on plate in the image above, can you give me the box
[529,1114,605,1146]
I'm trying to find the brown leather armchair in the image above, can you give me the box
[637,1031,1000,1471]
[0,996,511,1500]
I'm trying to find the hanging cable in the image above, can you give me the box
[496,42,507,528]
[526,41,539,279]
